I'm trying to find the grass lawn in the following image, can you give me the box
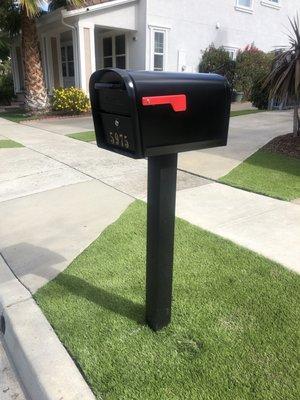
[67,131,96,142]
[0,111,40,123]
[0,139,23,148]
[35,201,300,400]
[230,109,264,117]
[219,150,300,201]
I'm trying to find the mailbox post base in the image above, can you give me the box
[146,154,178,331]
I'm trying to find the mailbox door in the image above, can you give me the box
[90,69,143,158]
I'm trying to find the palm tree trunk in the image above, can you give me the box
[21,9,48,112]
[293,103,299,137]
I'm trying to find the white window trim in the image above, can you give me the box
[235,0,254,14]
[260,0,281,10]
[223,46,239,60]
[149,26,170,72]
[100,31,129,69]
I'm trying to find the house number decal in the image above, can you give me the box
[108,132,130,149]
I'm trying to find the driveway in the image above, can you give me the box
[179,110,293,179]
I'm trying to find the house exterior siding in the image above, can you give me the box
[145,0,299,72]
[10,0,299,95]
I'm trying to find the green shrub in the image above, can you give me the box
[199,44,236,86]
[250,73,270,110]
[52,87,90,114]
[0,59,14,105]
[234,45,273,100]
[0,74,14,105]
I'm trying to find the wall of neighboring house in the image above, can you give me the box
[145,0,299,73]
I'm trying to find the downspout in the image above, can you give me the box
[61,10,81,88]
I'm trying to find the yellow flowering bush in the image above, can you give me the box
[52,87,90,114]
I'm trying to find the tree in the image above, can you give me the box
[265,16,300,138]
[0,0,83,112]
[199,44,236,86]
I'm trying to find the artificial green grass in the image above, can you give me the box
[35,201,300,400]
[219,150,300,201]
[230,109,264,117]
[67,131,96,142]
[0,139,23,148]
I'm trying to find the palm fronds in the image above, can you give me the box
[265,15,300,101]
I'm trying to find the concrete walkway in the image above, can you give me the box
[21,110,293,179]
[1,114,299,278]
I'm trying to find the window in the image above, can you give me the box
[237,0,252,7]
[102,34,127,69]
[224,46,238,60]
[235,0,253,13]
[149,27,168,71]
[61,45,74,77]
[154,31,165,71]
[261,0,280,9]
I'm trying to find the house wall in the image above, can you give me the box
[145,0,299,72]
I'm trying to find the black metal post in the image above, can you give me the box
[146,153,178,331]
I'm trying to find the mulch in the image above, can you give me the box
[262,133,300,159]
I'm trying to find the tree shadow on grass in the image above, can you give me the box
[53,273,145,325]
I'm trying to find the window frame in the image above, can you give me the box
[100,32,128,70]
[149,26,169,72]
[235,0,254,13]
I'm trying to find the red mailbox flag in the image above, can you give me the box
[142,94,187,112]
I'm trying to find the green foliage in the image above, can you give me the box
[199,44,236,86]
[234,45,273,100]
[52,87,90,114]
[35,201,300,400]
[264,15,300,137]
[251,73,270,110]
[0,59,14,105]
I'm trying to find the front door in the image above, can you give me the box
[61,43,75,87]
[102,33,127,69]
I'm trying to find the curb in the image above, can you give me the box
[0,255,95,400]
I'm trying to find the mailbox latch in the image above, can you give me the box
[142,94,187,112]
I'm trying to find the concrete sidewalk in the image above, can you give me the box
[20,110,293,179]
[0,114,299,400]
[1,115,299,276]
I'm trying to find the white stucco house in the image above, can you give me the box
[11,0,299,95]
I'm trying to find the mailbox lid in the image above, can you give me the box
[128,71,231,156]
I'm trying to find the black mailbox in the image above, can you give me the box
[89,69,231,159]
[89,68,231,332]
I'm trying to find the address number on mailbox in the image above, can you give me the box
[101,113,135,152]
[106,132,130,149]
